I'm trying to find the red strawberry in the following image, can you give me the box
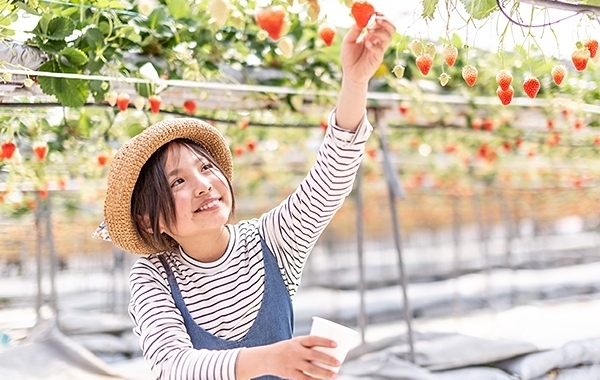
[255,6,286,41]
[443,144,456,154]
[515,136,523,148]
[351,0,375,29]
[584,39,598,58]
[1,140,16,160]
[148,95,161,114]
[116,92,130,112]
[495,70,512,91]
[496,85,514,106]
[32,141,48,161]
[442,45,457,67]
[471,117,482,130]
[38,188,48,199]
[319,120,328,131]
[233,145,244,157]
[415,54,433,75]
[551,65,566,85]
[483,118,494,132]
[523,76,540,98]
[571,48,590,71]
[97,152,109,166]
[398,101,410,116]
[318,23,336,47]
[246,140,257,152]
[240,117,250,130]
[461,65,478,87]
[183,100,196,114]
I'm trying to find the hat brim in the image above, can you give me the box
[103,118,233,255]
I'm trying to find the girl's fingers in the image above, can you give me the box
[300,335,337,348]
[368,16,396,37]
[297,362,339,380]
[344,23,366,44]
[307,350,341,368]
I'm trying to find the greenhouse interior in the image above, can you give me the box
[2,0,600,379]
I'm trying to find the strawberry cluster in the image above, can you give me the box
[404,37,598,106]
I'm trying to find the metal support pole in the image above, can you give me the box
[451,194,463,315]
[373,108,415,363]
[354,166,367,343]
[44,193,58,319]
[34,195,43,320]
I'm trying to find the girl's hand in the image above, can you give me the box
[237,336,341,380]
[340,14,397,85]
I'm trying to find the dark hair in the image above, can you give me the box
[131,139,235,252]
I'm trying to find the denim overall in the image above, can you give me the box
[158,234,293,380]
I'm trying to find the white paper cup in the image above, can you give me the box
[308,316,360,376]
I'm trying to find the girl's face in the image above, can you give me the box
[159,143,232,244]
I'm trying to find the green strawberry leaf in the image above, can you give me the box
[85,28,105,51]
[59,47,88,68]
[33,37,67,55]
[135,82,156,98]
[34,16,75,41]
[421,0,440,20]
[38,60,90,108]
[459,0,497,20]
[89,80,109,103]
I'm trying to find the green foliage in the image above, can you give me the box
[38,60,90,107]
[458,0,498,20]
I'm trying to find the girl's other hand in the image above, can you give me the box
[237,335,341,380]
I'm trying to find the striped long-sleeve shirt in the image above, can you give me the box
[128,109,373,380]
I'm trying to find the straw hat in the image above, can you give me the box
[103,118,233,255]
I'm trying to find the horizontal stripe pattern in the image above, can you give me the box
[128,109,372,379]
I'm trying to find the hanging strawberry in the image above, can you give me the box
[522,76,540,98]
[32,141,48,161]
[133,96,146,110]
[183,100,197,114]
[351,0,375,29]
[246,139,257,152]
[584,39,598,58]
[496,85,514,106]
[148,95,162,114]
[116,92,130,112]
[255,6,286,41]
[318,23,336,47]
[571,46,590,71]
[442,45,458,67]
[551,65,566,85]
[461,65,478,87]
[319,120,328,132]
[495,70,513,91]
[97,152,109,167]
[1,140,17,160]
[415,54,433,75]
[105,90,118,107]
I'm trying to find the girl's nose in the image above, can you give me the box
[194,175,212,196]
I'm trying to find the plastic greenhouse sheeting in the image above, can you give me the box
[0,318,127,380]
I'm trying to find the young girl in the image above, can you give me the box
[96,15,395,380]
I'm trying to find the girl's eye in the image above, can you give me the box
[170,178,184,188]
[201,163,213,171]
